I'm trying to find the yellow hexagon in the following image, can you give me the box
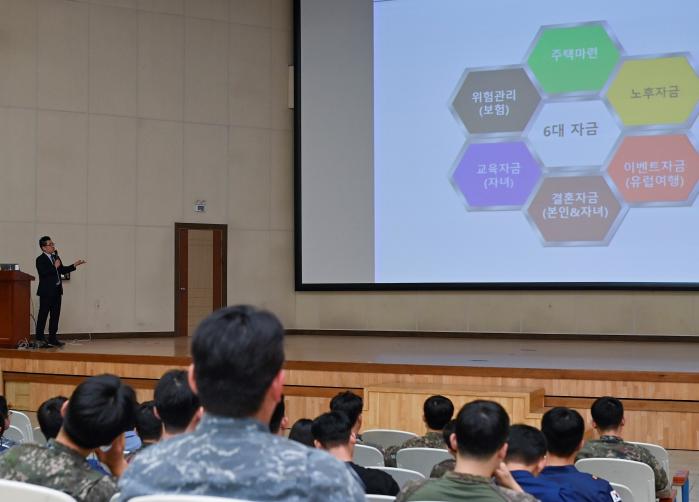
[607,56,699,126]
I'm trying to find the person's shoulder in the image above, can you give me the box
[396,477,434,502]
[495,484,539,502]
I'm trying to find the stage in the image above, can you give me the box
[2,334,699,449]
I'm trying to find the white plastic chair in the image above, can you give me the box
[130,496,253,502]
[368,466,425,489]
[10,410,34,443]
[34,426,48,445]
[362,429,418,449]
[0,479,76,501]
[365,495,395,502]
[627,441,670,482]
[610,482,634,502]
[4,424,26,444]
[354,444,385,467]
[576,458,654,502]
[396,447,453,478]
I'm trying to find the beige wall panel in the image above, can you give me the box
[366,294,419,331]
[184,18,228,124]
[575,293,636,335]
[229,24,272,128]
[88,115,138,225]
[228,127,271,230]
[0,0,37,108]
[230,0,271,27]
[294,293,322,330]
[270,130,293,231]
[183,123,228,223]
[414,294,469,333]
[285,395,330,427]
[185,0,228,23]
[37,0,88,112]
[270,28,292,131]
[138,11,184,121]
[90,0,138,9]
[227,229,270,308]
[135,226,174,331]
[136,119,183,226]
[86,225,136,332]
[467,292,523,333]
[270,0,292,31]
[267,231,295,327]
[0,223,38,281]
[89,4,139,116]
[0,107,36,221]
[318,294,370,331]
[36,111,88,224]
[634,293,696,335]
[139,0,184,16]
[520,293,579,334]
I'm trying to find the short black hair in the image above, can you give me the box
[37,396,68,440]
[135,401,162,442]
[39,236,51,248]
[191,305,285,417]
[455,400,509,459]
[154,369,200,433]
[506,424,547,465]
[311,411,352,449]
[424,395,454,430]
[329,391,363,427]
[269,395,285,433]
[62,374,137,449]
[0,396,8,421]
[442,419,456,448]
[289,418,314,447]
[591,396,624,430]
[541,407,584,457]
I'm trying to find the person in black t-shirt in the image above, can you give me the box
[312,411,399,496]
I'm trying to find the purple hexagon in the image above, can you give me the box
[452,141,542,208]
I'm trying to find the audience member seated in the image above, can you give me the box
[289,418,314,447]
[330,391,367,443]
[577,396,669,495]
[430,419,456,478]
[385,394,454,467]
[396,399,535,502]
[118,305,365,501]
[0,374,137,502]
[127,401,162,461]
[505,424,577,502]
[0,396,17,453]
[269,395,289,435]
[539,407,618,502]
[312,411,399,496]
[153,369,202,440]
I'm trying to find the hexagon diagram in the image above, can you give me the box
[526,176,624,245]
[452,141,542,209]
[607,135,699,205]
[607,56,699,126]
[451,67,541,134]
[528,100,621,170]
[527,23,621,95]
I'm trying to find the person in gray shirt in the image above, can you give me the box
[118,305,364,502]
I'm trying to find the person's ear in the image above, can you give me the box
[280,416,290,432]
[187,364,198,396]
[591,420,598,430]
[350,432,357,445]
[449,432,458,452]
[153,407,161,421]
[313,439,323,449]
[497,442,508,461]
[620,417,625,428]
[534,456,547,475]
[60,400,69,418]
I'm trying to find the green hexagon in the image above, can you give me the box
[527,24,620,94]
[607,56,699,126]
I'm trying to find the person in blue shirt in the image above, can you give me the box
[505,424,577,502]
[539,407,620,502]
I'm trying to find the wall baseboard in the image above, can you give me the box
[56,331,175,340]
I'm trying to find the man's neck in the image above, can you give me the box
[598,429,622,438]
[507,461,536,474]
[454,455,498,478]
[325,444,353,463]
[545,453,577,467]
[55,430,91,458]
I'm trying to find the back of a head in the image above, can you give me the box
[541,407,584,457]
[506,424,547,465]
[0,396,8,422]
[269,395,286,434]
[455,400,509,459]
[311,411,352,449]
[154,369,200,433]
[424,395,455,430]
[135,401,162,442]
[63,374,137,449]
[38,396,68,440]
[289,418,314,447]
[192,305,285,418]
[329,391,363,428]
[591,396,623,430]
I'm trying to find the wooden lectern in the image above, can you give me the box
[0,271,35,348]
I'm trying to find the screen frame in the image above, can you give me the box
[292,0,699,292]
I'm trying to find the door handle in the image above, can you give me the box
[179,287,186,291]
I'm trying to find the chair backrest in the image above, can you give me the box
[362,429,419,449]
[365,495,395,502]
[9,410,34,443]
[576,458,654,502]
[396,447,452,477]
[368,466,425,489]
[130,496,252,502]
[34,426,48,445]
[0,479,77,501]
[354,443,385,467]
[4,424,26,444]
[627,441,671,477]
[610,482,635,502]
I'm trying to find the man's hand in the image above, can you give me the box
[54,258,61,268]
[494,462,523,492]
[73,259,86,267]
[95,433,128,477]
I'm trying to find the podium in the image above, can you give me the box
[0,271,35,348]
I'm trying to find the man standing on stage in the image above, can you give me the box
[35,236,86,348]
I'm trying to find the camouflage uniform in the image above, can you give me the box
[0,436,17,454]
[430,457,455,478]
[118,414,365,501]
[384,431,446,467]
[0,439,117,502]
[576,435,668,492]
[396,471,539,502]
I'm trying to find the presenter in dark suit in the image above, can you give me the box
[35,236,86,348]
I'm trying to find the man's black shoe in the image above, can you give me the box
[47,339,65,348]
[35,338,50,348]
